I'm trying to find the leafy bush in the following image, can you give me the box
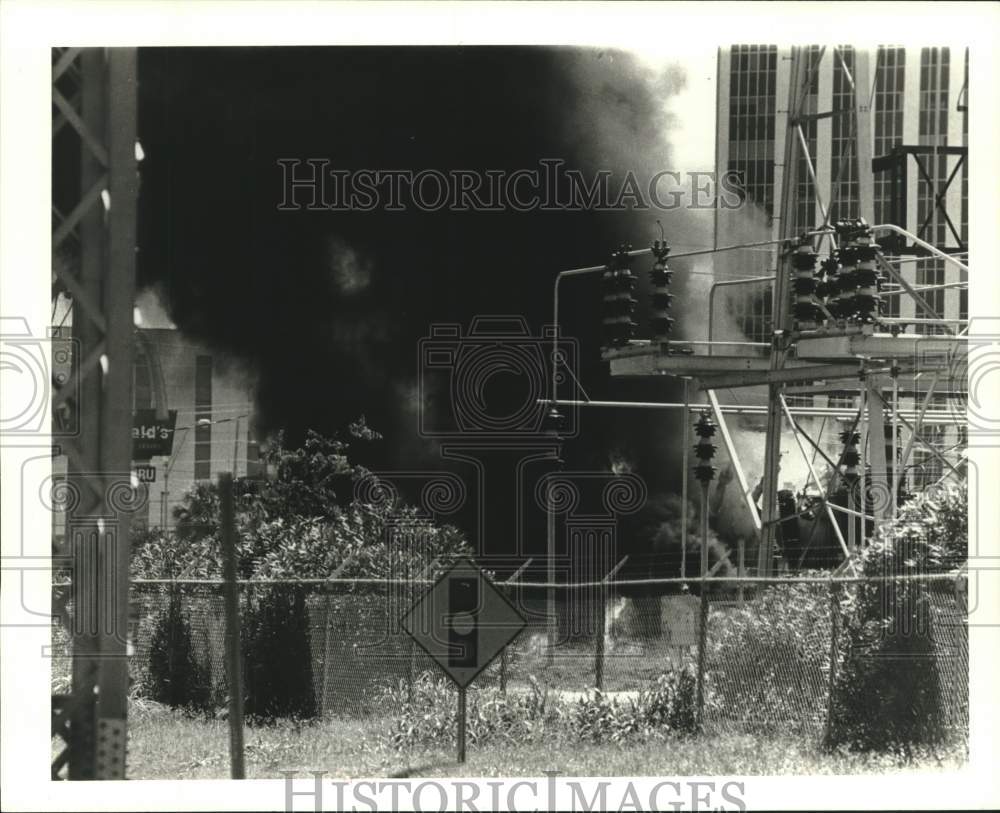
[130,426,474,721]
[381,667,699,749]
[570,669,699,742]
[242,586,317,722]
[147,590,212,713]
[824,485,964,752]
[382,673,560,749]
[707,580,832,734]
[639,666,699,734]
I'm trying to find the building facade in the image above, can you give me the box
[51,315,260,537]
[716,44,968,343]
[714,45,968,489]
[130,327,261,529]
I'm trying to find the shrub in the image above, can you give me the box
[242,586,317,722]
[382,673,560,749]
[639,665,699,734]
[147,590,212,713]
[381,668,700,749]
[707,580,832,734]
[824,486,960,752]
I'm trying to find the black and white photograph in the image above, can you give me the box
[1,2,998,810]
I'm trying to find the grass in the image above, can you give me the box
[120,698,967,780]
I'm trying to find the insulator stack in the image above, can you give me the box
[831,218,883,323]
[840,429,861,484]
[601,243,638,348]
[649,240,673,342]
[790,242,821,330]
[693,411,718,484]
[817,256,839,305]
[853,229,882,323]
[833,230,858,320]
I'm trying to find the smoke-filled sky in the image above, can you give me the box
[135,46,749,568]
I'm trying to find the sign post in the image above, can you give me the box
[457,686,467,763]
[401,557,526,765]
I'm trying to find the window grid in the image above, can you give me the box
[727,45,777,343]
[829,46,858,223]
[725,280,772,345]
[794,46,822,234]
[872,46,906,318]
[133,352,153,410]
[916,47,950,336]
[727,45,778,219]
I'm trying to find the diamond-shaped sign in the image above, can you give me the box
[401,557,526,688]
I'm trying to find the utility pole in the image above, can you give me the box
[693,411,717,729]
[543,407,565,667]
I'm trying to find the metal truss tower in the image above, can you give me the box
[51,47,138,780]
[553,45,969,580]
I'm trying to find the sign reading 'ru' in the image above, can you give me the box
[401,557,526,689]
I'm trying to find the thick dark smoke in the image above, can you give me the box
[137,46,715,571]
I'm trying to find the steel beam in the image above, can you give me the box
[52,47,138,782]
[865,380,889,522]
[680,379,690,580]
[795,332,968,360]
[759,46,806,575]
[779,395,854,570]
[707,389,762,533]
[696,362,864,391]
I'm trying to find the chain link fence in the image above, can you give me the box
[51,573,968,742]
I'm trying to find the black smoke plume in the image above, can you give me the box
[136,46,721,569]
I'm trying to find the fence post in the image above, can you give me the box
[408,639,415,703]
[824,579,841,743]
[219,473,245,780]
[407,558,439,702]
[595,557,628,691]
[320,554,355,716]
[696,589,709,730]
[595,594,605,691]
[737,538,745,606]
[500,560,532,695]
[320,599,332,716]
[696,477,711,731]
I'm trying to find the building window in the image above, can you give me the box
[828,393,857,410]
[794,46,822,234]
[871,46,906,319]
[725,279,772,345]
[133,352,153,410]
[727,45,777,218]
[916,47,950,335]
[194,355,212,481]
[830,46,858,223]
